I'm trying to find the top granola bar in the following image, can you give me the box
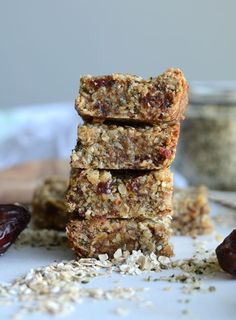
[75,68,188,124]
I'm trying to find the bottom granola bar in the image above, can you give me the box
[66,217,173,258]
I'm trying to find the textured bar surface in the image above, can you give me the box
[71,123,179,170]
[32,177,68,230]
[32,178,212,236]
[66,217,173,258]
[66,169,173,219]
[173,186,213,236]
[76,68,188,124]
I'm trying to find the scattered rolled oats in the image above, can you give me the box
[0,256,146,319]
[114,248,123,260]
[1,230,225,319]
[98,253,109,262]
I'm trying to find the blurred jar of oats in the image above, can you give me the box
[176,82,236,190]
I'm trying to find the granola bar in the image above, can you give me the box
[31,178,212,236]
[71,123,179,170]
[172,186,213,236]
[66,169,173,219]
[66,217,173,258]
[76,68,188,124]
[32,176,68,230]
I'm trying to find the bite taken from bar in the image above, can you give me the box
[76,68,188,124]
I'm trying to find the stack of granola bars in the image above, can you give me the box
[66,68,188,258]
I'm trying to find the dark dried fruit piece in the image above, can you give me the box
[139,93,172,109]
[159,147,172,159]
[0,204,31,255]
[90,77,115,89]
[96,182,112,195]
[215,229,236,276]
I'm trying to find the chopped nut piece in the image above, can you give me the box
[86,170,100,185]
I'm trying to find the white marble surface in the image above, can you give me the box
[0,202,235,320]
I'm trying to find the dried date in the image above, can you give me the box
[215,230,236,276]
[0,204,31,255]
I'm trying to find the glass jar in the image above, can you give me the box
[175,82,236,191]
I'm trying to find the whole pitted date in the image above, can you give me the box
[216,230,236,276]
[0,204,31,255]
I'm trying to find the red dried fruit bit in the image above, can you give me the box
[215,229,236,276]
[90,77,115,89]
[96,182,112,195]
[159,147,172,159]
[139,93,172,109]
[127,179,140,193]
[0,204,31,255]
